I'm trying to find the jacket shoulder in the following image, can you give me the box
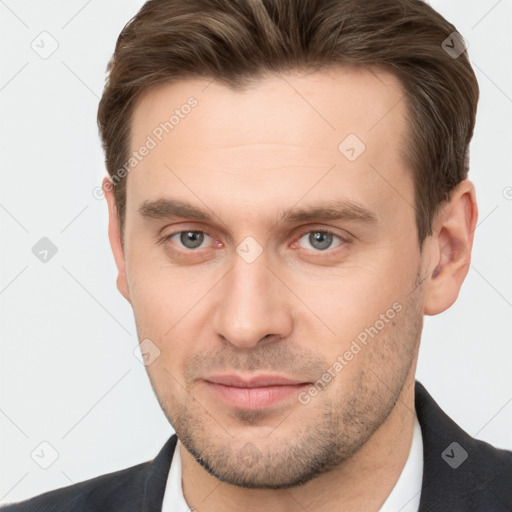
[462,433,512,509]
[0,460,152,512]
[1,435,177,512]
[415,381,512,511]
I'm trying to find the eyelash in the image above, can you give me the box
[158,227,350,254]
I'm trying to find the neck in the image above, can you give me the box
[180,377,417,512]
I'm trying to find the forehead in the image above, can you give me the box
[131,65,407,151]
[126,65,412,229]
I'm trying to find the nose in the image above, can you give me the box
[212,250,294,349]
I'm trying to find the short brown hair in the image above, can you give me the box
[97,0,479,245]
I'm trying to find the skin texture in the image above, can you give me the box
[104,65,478,511]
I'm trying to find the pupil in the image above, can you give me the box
[181,231,204,249]
[310,232,332,250]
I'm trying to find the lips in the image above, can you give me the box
[205,374,307,387]
[202,374,311,410]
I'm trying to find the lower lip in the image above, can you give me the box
[204,381,310,410]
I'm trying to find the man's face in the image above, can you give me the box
[117,66,431,488]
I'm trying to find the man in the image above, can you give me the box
[2,0,511,510]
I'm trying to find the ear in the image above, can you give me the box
[423,179,478,315]
[103,177,131,304]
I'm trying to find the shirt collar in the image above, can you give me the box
[377,413,423,511]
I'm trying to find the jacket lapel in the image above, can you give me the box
[142,434,178,512]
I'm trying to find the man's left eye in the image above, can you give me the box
[297,231,344,251]
[168,231,211,250]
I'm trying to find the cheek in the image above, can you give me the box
[289,251,419,356]
[126,251,211,370]
[127,244,190,316]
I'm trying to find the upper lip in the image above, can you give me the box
[204,374,309,388]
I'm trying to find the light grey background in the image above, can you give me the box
[1,0,511,505]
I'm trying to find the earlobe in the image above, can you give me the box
[103,177,131,304]
[423,180,478,315]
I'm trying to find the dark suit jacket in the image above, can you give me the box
[2,381,511,511]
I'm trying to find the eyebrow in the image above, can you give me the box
[138,198,377,226]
